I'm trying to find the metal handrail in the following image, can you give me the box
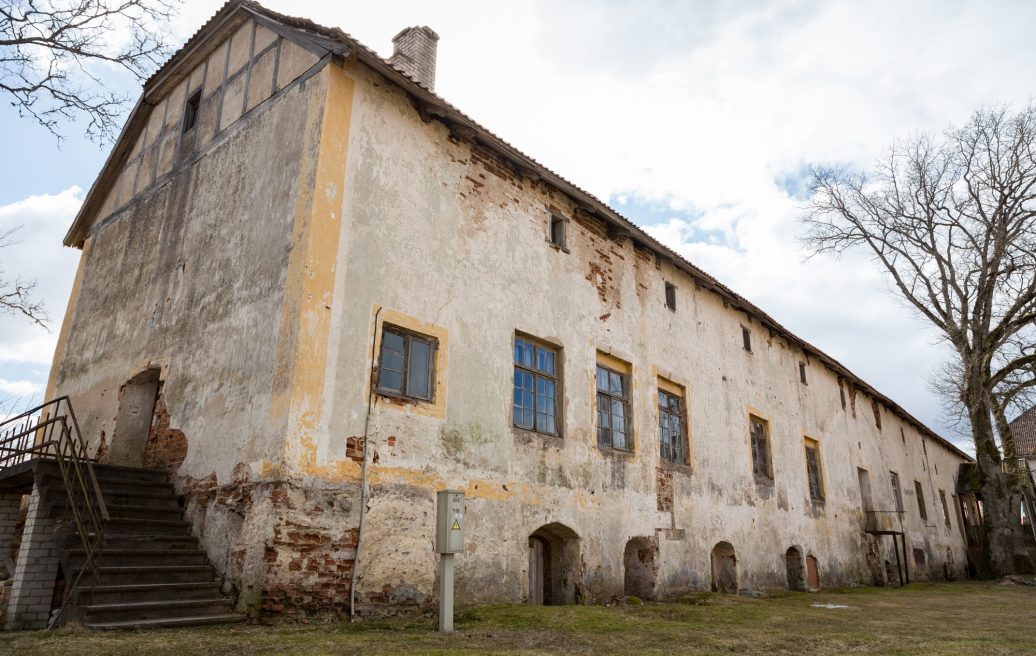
[0,396,108,627]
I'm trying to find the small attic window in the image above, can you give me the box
[799,362,807,385]
[742,326,752,353]
[182,89,201,133]
[664,282,677,312]
[549,214,567,249]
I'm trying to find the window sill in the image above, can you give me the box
[659,459,692,475]
[597,444,635,460]
[545,239,570,254]
[375,392,432,408]
[512,426,563,446]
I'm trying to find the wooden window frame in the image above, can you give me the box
[513,334,561,437]
[915,480,928,521]
[890,471,903,512]
[742,326,752,353]
[939,489,951,527]
[664,282,677,312]
[375,324,436,403]
[596,363,632,452]
[750,415,772,481]
[548,214,568,250]
[658,387,687,465]
[804,438,824,503]
[799,362,808,385]
[182,89,202,134]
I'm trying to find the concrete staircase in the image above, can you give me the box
[43,463,243,629]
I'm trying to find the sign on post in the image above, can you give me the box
[436,490,464,632]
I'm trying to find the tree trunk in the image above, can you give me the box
[970,387,1025,577]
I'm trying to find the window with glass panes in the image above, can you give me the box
[658,389,686,464]
[376,326,434,401]
[596,364,630,450]
[513,336,558,435]
[750,416,771,480]
[804,441,824,502]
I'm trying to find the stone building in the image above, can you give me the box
[2,0,972,627]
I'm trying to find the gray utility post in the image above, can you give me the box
[435,489,464,633]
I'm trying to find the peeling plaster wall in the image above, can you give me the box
[48,27,330,611]
[309,58,971,606]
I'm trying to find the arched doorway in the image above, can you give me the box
[710,541,737,593]
[623,536,658,600]
[109,368,161,467]
[785,546,805,591]
[805,555,821,591]
[528,523,580,605]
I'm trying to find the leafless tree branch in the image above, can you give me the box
[0,0,180,143]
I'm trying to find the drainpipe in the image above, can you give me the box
[349,306,381,621]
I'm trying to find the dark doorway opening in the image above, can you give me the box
[528,523,580,605]
[710,541,737,593]
[785,546,805,591]
[623,536,658,600]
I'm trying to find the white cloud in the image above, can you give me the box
[0,377,45,397]
[0,187,83,408]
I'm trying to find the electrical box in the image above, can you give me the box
[436,490,464,554]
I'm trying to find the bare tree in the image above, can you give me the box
[0,227,47,327]
[802,105,1036,577]
[1,0,179,143]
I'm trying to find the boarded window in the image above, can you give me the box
[939,489,951,526]
[658,388,686,464]
[742,326,752,352]
[804,439,824,502]
[664,282,677,312]
[750,416,771,480]
[799,362,807,385]
[513,335,559,436]
[549,214,567,249]
[890,471,903,512]
[376,326,435,402]
[182,89,201,133]
[915,480,928,521]
[596,364,631,451]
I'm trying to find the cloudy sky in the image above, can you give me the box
[3,0,1035,450]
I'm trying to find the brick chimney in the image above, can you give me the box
[388,26,439,91]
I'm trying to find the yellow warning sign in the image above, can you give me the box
[451,520,461,531]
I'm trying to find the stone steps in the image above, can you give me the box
[38,462,245,629]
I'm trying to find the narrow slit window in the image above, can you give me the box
[664,282,676,312]
[799,362,807,385]
[804,439,824,502]
[839,383,846,409]
[376,325,435,402]
[750,416,772,481]
[182,89,202,133]
[742,326,752,352]
[939,489,951,526]
[549,214,567,249]
[890,471,903,512]
[915,480,928,521]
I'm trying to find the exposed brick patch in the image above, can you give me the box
[656,468,674,512]
[345,436,365,463]
[143,383,188,473]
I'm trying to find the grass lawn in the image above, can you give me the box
[1,582,1034,655]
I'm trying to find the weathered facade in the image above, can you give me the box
[39,1,973,619]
